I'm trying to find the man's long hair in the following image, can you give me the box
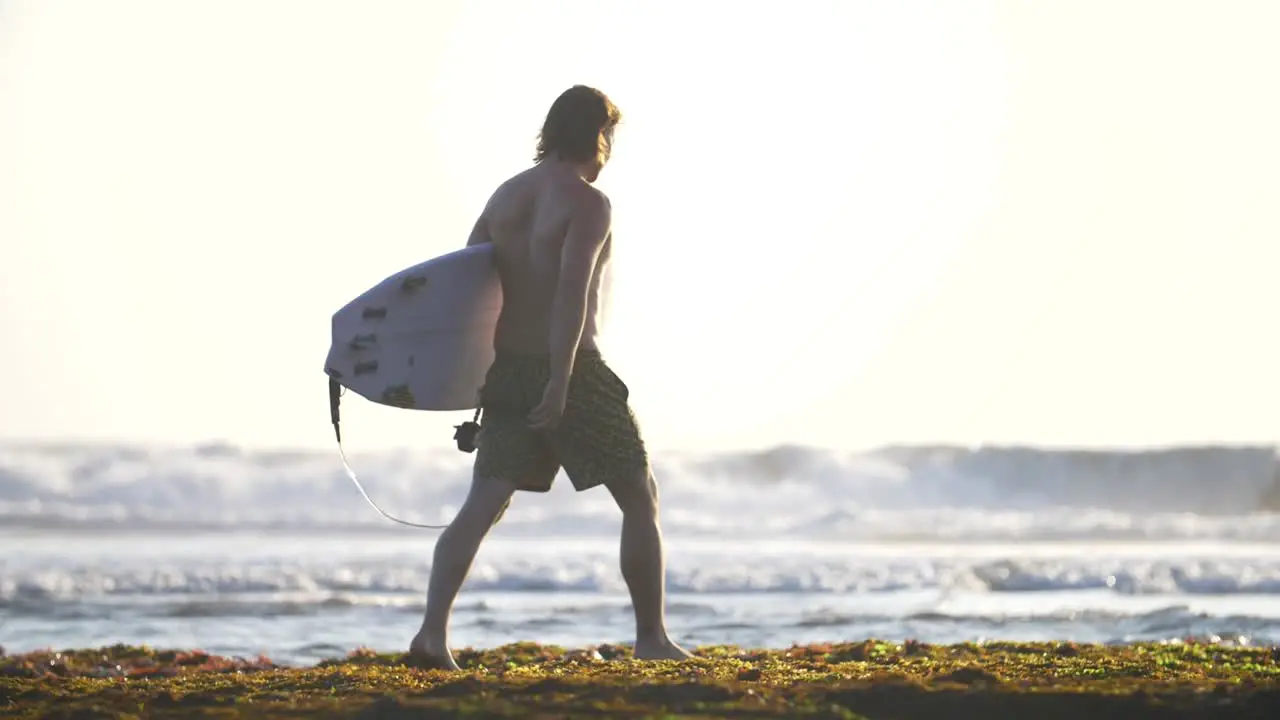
[535,86,623,167]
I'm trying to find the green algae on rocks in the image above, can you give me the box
[2,640,1278,719]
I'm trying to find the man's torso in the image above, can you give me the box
[479,166,611,355]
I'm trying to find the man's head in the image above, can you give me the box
[535,85,622,182]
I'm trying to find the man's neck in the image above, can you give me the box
[541,157,596,183]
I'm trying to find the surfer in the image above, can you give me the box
[409,86,692,669]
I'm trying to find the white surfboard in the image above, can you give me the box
[323,244,502,412]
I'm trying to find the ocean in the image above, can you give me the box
[3,441,1279,666]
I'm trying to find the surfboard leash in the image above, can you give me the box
[328,377,452,530]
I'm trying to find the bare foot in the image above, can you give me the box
[407,631,461,671]
[634,636,693,661]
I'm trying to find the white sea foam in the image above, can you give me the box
[6,540,1280,611]
[1,441,1278,541]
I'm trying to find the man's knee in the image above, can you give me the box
[462,475,517,520]
[609,469,659,518]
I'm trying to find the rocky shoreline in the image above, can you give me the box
[2,640,1278,718]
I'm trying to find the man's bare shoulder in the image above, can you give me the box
[472,170,538,234]
[480,169,610,233]
[483,171,532,209]
[558,181,612,261]
[565,181,611,219]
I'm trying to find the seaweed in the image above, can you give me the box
[1,639,1278,718]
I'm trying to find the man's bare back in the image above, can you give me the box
[468,163,612,357]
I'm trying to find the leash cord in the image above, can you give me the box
[330,377,451,530]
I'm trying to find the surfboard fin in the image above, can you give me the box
[329,377,342,444]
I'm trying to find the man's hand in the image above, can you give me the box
[527,380,569,431]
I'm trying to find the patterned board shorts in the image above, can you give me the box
[474,349,650,493]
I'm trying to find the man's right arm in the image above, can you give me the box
[547,188,612,391]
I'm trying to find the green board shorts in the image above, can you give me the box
[474,349,650,493]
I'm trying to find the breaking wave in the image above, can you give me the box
[1,441,1278,541]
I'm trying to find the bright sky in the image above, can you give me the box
[1,0,1277,454]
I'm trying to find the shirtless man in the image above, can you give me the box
[409,86,692,669]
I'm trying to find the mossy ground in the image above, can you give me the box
[2,640,1278,718]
